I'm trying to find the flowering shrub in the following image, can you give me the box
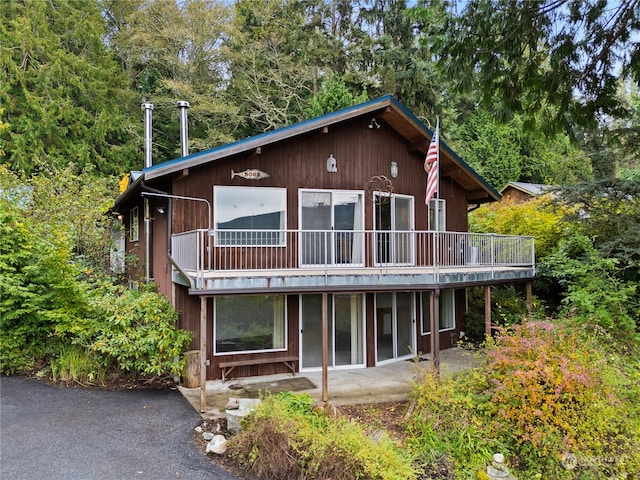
[406,321,640,479]
[484,322,603,454]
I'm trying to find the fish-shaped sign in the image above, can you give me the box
[231,169,270,180]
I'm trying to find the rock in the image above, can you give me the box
[194,426,203,433]
[486,453,516,480]
[225,399,239,410]
[206,435,228,454]
[226,398,262,434]
[202,431,215,441]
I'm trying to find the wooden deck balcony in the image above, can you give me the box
[170,229,535,294]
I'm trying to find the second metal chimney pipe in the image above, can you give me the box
[177,100,190,157]
[142,102,154,168]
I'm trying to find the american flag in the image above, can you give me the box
[424,119,439,205]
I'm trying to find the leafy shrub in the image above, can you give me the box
[228,391,416,480]
[405,322,640,479]
[405,368,502,479]
[0,166,192,379]
[469,195,565,260]
[0,197,87,373]
[80,282,192,378]
[543,233,638,335]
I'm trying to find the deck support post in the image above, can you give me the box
[484,285,492,338]
[321,292,329,403]
[430,289,440,374]
[526,281,533,316]
[200,296,207,413]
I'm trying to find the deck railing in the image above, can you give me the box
[171,229,534,278]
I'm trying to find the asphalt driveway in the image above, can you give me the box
[0,375,241,480]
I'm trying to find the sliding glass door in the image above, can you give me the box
[375,292,415,363]
[374,194,414,265]
[300,294,364,370]
[300,190,364,266]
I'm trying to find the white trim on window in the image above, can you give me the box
[213,186,287,247]
[298,189,365,267]
[428,199,446,231]
[213,294,288,355]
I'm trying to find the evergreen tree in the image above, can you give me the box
[0,0,137,176]
[418,0,640,135]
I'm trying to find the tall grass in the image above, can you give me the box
[51,345,106,385]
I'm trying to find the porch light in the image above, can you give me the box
[391,161,398,178]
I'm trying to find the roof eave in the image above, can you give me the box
[114,173,144,208]
[133,94,500,203]
[144,95,396,181]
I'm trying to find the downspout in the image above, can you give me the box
[142,103,154,283]
[177,100,207,405]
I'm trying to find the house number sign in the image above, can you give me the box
[231,169,270,180]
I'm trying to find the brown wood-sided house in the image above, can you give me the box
[114,95,535,392]
[500,182,555,204]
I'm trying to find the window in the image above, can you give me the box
[129,206,139,242]
[214,295,286,354]
[428,199,446,231]
[420,290,455,334]
[214,186,286,246]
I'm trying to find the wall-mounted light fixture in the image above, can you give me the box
[368,118,381,129]
[391,161,398,178]
[156,206,166,214]
[326,153,337,173]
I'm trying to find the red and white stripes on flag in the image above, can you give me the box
[424,119,439,205]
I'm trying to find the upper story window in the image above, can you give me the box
[214,186,286,246]
[299,189,364,266]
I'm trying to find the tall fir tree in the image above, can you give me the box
[0,0,138,176]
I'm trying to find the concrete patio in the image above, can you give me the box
[179,347,481,420]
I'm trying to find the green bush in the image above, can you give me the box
[0,198,87,373]
[0,166,192,379]
[543,233,638,336]
[80,282,193,378]
[228,391,416,480]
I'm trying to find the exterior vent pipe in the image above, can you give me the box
[142,102,154,168]
[177,100,190,157]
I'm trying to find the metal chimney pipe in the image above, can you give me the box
[177,100,190,157]
[142,102,154,168]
